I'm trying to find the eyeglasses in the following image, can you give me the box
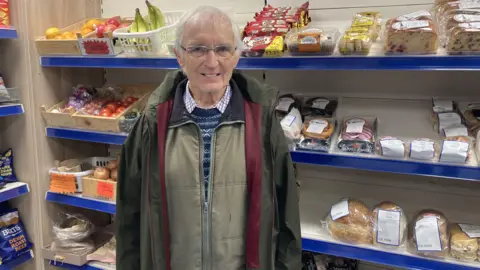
[180,45,236,58]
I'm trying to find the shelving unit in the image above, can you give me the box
[45,192,116,215]
[0,104,24,116]
[50,261,115,270]
[46,127,127,145]
[0,28,18,39]
[0,182,29,202]
[40,55,480,70]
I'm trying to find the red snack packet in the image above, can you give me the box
[244,25,290,37]
[242,36,284,57]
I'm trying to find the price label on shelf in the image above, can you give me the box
[376,210,401,246]
[49,174,76,194]
[330,199,349,220]
[415,216,442,251]
[97,181,115,199]
[459,224,480,238]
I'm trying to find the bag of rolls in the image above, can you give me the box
[450,224,480,262]
[372,201,408,249]
[408,209,449,258]
[325,198,373,245]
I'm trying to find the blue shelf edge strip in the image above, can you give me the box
[50,261,103,270]
[0,250,34,269]
[0,28,18,39]
[302,238,478,270]
[46,127,127,145]
[41,55,480,70]
[0,104,23,117]
[0,183,29,203]
[45,192,116,215]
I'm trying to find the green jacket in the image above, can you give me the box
[116,70,301,270]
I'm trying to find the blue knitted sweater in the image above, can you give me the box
[190,107,222,211]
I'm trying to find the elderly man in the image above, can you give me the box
[116,6,301,270]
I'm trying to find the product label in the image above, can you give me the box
[392,20,429,30]
[410,140,435,160]
[330,200,349,221]
[459,22,480,29]
[454,14,480,23]
[459,2,480,9]
[438,112,462,131]
[276,98,294,112]
[312,99,329,110]
[306,119,328,134]
[346,118,365,133]
[397,10,431,21]
[440,140,469,163]
[433,99,453,113]
[49,174,77,193]
[443,124,468,137]
[97,181,115,199]
[459,224,480,238]
[380,139,405,158]
[415,216,442,251]
[377,210,401,246]
[281,115,296,127]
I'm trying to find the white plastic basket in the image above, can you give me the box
[83,157,116,168]
[113,11,185,55]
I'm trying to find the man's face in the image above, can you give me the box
[175,16,240,94]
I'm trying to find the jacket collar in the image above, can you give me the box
[169,77,245,126]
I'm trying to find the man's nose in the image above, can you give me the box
[204,49,219,68]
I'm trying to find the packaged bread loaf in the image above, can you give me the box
[376,136,407,159]
[372,201,408,249]
[337,117,376,154]
[409,210,449,258]
[440,135,472,163]
[447,23,480,54]
[433,111,462,133]
[302,97,338,118]
[297,118,335,152]
[458,102,480,137]
[450,224,480,262]
[408,138,441,161]
[385,20,438,54]
[276,94,301,118]
[325,198,373,245]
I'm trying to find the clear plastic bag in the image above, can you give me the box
[285,26,339,55]
[280,108,303,145]
[458,102,480,137]
[407,138,441,161]
[337,117,377,154]
[450,224,479,262]
[432,111,463,133]
[297,118,335,152]
[302,97,338,118]
[372,201,408,250]
[51,213,95,255]
[86,235,116,264]
[352,12,382,41]
[338,28,373,55]
[446,22,480,54]
[376,136,408,159]
[275,94,301,118]
[440,135,473,164]
[385,20,438,55]
[408,209,449,259]
[324,198,374,245]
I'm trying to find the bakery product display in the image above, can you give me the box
[440,135,472,163]
[376,136,407,159]
[450,224,479,262]
[297,118,335,152]
[337,117,376,154]
[408,138,440,161]
[326,199,374,245]
[433,112,462,133]
[302,97,338,118]
[372,201,408,249]
[409,209,449,258]
[275,94,302,118]
[339,27,373,55]
[285,27,339,55]
[447,23,480,55]
[385,20,438,54]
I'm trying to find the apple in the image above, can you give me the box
[96,24,106,38]
[105,24,118,33]
[107,17,120,27]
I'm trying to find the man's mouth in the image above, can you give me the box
[201,73,221,78]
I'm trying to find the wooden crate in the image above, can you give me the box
[72,84,155,132]
[82,175,117,202]
[41,100,77,129]
[35,17,132,56]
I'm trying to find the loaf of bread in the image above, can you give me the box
[408,138,440,161]
[372,201,408,249]
[440,135,472,163]
[447,24,480,54]
[450,224,479,262]
[386,20,438,54]
[376,136,407,159]
[326,199,373,245]
[409,210,449,258]
[302,118,334,140]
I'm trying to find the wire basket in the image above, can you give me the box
[113,11,185,55]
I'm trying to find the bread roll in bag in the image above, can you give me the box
[450,224,479,262]
[372,201,408,249]
[409,209,449,258]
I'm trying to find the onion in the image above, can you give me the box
[93,167,110,180]
[110,169,118,181]
[106,160,118,170]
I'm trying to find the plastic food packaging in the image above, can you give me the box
[440,135,472,163]
[311,253,358,270]
[324,198,374,245]
[447,22,480,54]
[433,111,463,133]
[297,118,335,152]
[432,98,454,113]
[285,27,339,55]
[0,209,33,265]
[280,107,303,145]
[372,201,408,249]
[276,94,302,118]
[442,9,480,33]
[441,123,469,138]
[408,209,449,258]
[376,136,407,159]
[0,149,17,183]
[255,2,310,29]
[337,117,377,154]
[408,138,441,161]
[352,12,382,41]
[338,28,373,55]
[86,235,116,264]
[385,20,438,55]
[302,97,338,118]
[458,102,480,137]
[450,224,480,262]
[242,35,284,57]
[51,213,95,255]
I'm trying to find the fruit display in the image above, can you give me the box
[43,16,129,40]
[50,84,138,118]
[0,0,9,27]
[128,1,165,35]
[93,160,118,182]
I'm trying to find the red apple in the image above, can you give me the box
[107,17,120,27]
[96,24,106,38]
[105,24,118,33]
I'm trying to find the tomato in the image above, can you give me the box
[100,111,112,117]
[116,106,126,113]
[105,103,117,112]
[111,112,119,118]
[116,101,123,107]
[125,96,138,104]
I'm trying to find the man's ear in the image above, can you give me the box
[174,48,184,68]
